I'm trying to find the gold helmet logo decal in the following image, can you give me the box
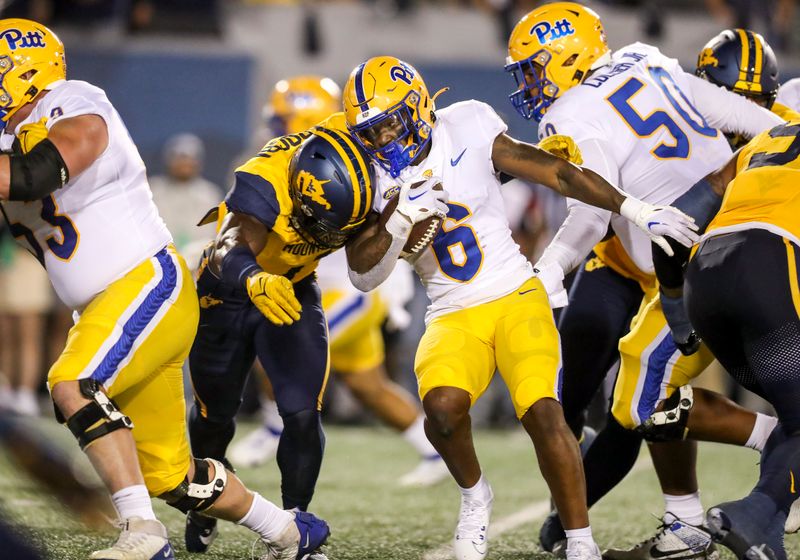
[297,170,331,210]
[698,48,719,68]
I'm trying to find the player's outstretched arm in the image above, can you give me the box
[653,152,738,352]
[0,114,107,201]
[491,133,700,254]
[211,212,301,326]
[346,176,448,292]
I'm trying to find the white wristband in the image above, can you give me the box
[385,210,412,239]
[619,197,644,222]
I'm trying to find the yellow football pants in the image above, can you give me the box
[49,246,199,496]
[415,277,561,418]
[612,287,714,429]
[322,289,387,374]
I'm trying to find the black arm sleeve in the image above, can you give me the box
[7,139,70,202]
[652,177,723,290]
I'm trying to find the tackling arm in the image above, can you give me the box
[653,152,738,352]
[211,212,301,325]
[0,114,108,201]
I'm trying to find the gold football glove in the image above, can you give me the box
[537,134,583,165]
[17,117,50,153]
[246,271,302,325]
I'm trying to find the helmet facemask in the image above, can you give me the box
[289,203,352,249]
[351,90,431,178]
[505,50,561,122]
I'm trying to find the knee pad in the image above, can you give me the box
[160,457,228,514]
[59,379,133,450]
[637,385,694,442]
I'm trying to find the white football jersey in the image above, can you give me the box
[539,43,782,273]
[777,78,800,112]
[1,80,171,309]
[372,100,532,322]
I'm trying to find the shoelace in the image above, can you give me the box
[457,499,488,541]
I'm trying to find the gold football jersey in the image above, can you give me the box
[707,121,800,240]
[212,112,350,283]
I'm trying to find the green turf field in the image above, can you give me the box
[0,420,795,559]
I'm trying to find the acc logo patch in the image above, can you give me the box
[530,18,575,45]
[383,185,400,200]
[0,28,46,50]
[698,48,719,68]
[297,170,331,209]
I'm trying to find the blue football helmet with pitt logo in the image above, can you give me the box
[288,128,375,249]
[343,56,437,178]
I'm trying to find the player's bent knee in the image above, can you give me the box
[423,388,470,437]
[636,385,694,442]
[159,457,228,513]
[55,378,133,450]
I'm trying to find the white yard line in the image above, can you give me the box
[422,457,650,560]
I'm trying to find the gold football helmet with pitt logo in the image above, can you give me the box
[505,2,610,122]
[343,56,437,178]
[0,18,66,128]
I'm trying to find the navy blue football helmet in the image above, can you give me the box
[288,127,375,249]
[696,28,779,109]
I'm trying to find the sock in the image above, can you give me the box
[237,493,293,541]
[111,484,156,521]
[745,413,779,452]
[583,414,644,508]
[403,415,439,459]
[565,527,596,551]
[459,474,492,503]
[261,398,284,436]
[663,491,704,525]
[754,429,800,514]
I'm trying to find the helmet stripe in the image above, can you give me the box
[752,30,764,82]
[736,28,750,86]
[313,127,371,222]
[744,30,758,86]
[354,63,369,112]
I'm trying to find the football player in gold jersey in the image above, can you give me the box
[230,76,449,488]
[653,121,800,559]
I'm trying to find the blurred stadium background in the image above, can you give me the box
[0,0,798,558]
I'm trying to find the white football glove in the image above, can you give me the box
[620,197,699,256]
[385,175,449,238]
[533,261,569,309]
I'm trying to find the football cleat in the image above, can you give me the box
[89,517,174,560]
[568,541,602,560]
[539,511,567,557]
[602,517,719,560]
[229,426,281,468]
[185,511,218,553]
[260,511,330,560]
[706,494,786,560]
[453,486,493,560]
[398,456,450,487]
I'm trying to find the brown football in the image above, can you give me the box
[379,181,445,256]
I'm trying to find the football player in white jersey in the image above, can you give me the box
[0,18,329,560]
[341,56,700,560]
[504,3,784,557]
[229,76,449,488]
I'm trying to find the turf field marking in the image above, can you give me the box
[422,458,649,560]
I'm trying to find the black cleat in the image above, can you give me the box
[706,493,786,560]
[185,511,218,553]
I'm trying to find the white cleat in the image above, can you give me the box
[89,517,174,560]
[786,497,800,534]
[229,426,280,468]
[453,487,493,560]
[566,541,602,560]
[398,456,450,487]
